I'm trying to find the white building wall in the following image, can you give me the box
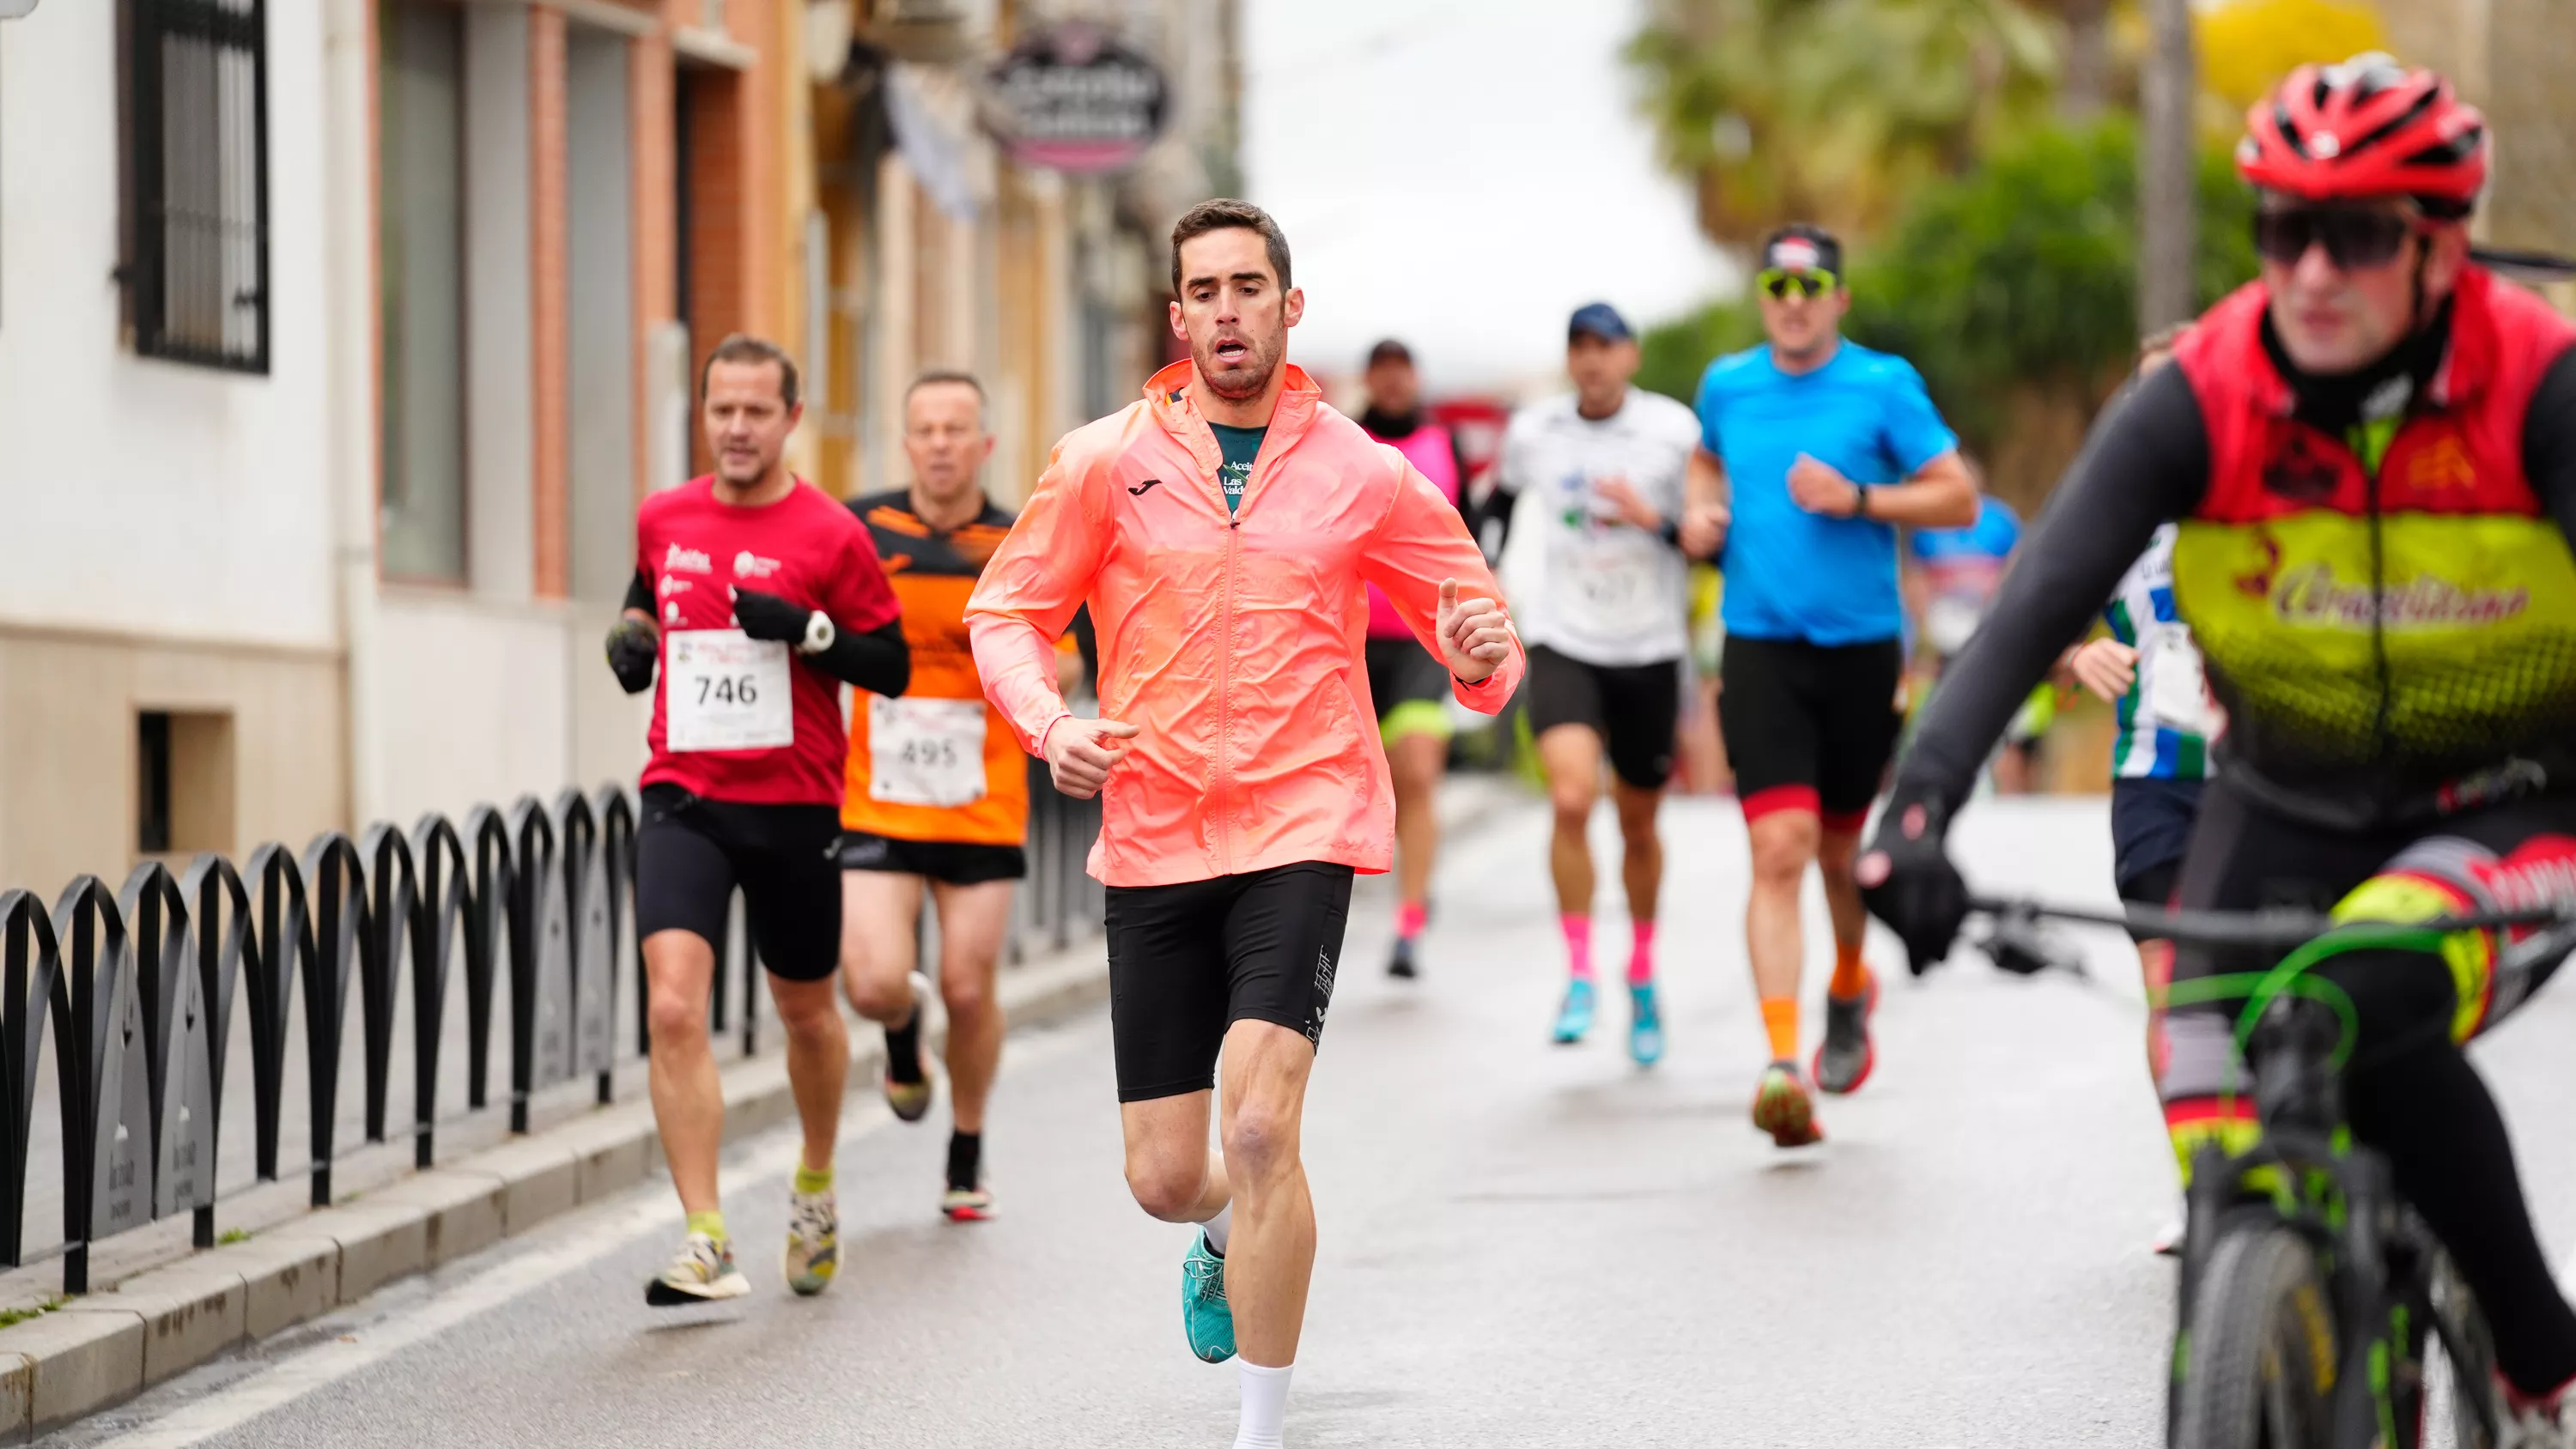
[0,0,337,650]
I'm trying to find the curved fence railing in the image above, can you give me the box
[0,763,1102,1294]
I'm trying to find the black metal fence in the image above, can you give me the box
[0,763,1100,1294]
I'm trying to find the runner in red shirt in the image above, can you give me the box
[603,335,908,1306]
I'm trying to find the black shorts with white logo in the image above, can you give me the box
[635,783,845,982]
[1524,644,1682,790]
[838,830,1028,885]
[1103,862,1355,1102]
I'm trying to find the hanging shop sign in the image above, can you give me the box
[986,21,1168,175]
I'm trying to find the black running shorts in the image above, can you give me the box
[1719,635,1905,831]
[1103,862,1355,1102]
[838,830,1028,885]
[1524,644,1682,790]
[635,783,843,982]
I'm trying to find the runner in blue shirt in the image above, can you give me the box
[1684,223,1978,1147]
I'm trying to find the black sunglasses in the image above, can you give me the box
[2251,206,2421,270]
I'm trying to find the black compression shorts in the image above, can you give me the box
[1524,645,1680,790]
[635,783,844,981]
[838,830,1027,885]
[1719,635,1904,830]
[1103,862,1354,1102]
[1364,638,1451,718]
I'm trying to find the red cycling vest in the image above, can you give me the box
[2169,265,2576,821]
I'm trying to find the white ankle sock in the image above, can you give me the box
[1201,1204,1233,1256]
[1233,1360,1292,1448]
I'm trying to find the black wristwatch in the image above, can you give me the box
[1850,483,1873,520]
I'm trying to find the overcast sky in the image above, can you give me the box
[1242,0,1737,397]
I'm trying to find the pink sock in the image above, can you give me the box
[1628,919,1656,987]
[1562,913,1594,981]
[1395,901,1427,941]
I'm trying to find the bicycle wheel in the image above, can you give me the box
[2415,1255,2500,1449]
[2176,1222,2340,1449]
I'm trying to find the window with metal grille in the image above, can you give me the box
[122,0,270,373]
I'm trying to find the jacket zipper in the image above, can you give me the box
[1214,454,1242,876]
[2362,435,2395,815]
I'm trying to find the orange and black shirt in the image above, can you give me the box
[842,490,1072,846]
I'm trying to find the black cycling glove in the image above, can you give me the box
[1856,784,1969,976]
[605,616,659,695]
[727,586,812,644]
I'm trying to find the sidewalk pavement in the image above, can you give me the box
[0,773,1527,1440]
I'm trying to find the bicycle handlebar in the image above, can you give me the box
[1964,894,2573,949]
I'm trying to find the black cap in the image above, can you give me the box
[1365,339,1414,367]
[1567,302,1633,343]
[1759,223,1844,277]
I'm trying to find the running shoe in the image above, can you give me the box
[1813,967,1879,1095]
[1387,937,1419,980]
[1627,982,1665,1066]
[782,1188,838,1296]
[1551,978,1596,1045]
[883,970,933,1124]
[645,1230,750,1306]
[942,1182,997,1222]
[2500,1374,2576,1446]
[1181,1231,1236,1363]
[1751,1060,1825,1149]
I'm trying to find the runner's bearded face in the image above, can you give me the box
[1172,227,1303,404]
[1365,358,1421,417]
[2257,194,2468,374]
[704,359,799,490]
[903,380,993,512]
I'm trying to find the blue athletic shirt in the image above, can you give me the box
[1695,341,1959,646]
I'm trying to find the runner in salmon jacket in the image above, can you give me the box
[967,199,1522,1449]
[605,334,909,1307]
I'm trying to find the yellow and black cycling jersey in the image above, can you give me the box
[1889,264,2576,830]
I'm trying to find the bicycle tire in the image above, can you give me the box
[2177,1222,2340,1449]
[2414,1254,2500,1449]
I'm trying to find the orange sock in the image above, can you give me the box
[1830,940,1870,999]
[1759,997,1799,1064]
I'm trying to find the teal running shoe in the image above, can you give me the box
[1180,1232,1236,1363]
[1551,978,1596,1045]
[1628,982,1665,1066]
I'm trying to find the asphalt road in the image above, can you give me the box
[51,793,2576,1448]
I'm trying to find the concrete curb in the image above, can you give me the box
[0,937,1113,1440]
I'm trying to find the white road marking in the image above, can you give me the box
[97,1027,1089,1448]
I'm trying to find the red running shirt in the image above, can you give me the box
[635,476,901,805]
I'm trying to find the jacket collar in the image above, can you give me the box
[1145,359,1326,483]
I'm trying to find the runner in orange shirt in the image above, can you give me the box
[839,372,1083,1222]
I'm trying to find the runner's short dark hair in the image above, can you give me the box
[700,334,800,410]
[1170,199,1292,299]
[905,369,987,423]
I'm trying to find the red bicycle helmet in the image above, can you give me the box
[2236,53,2487,215]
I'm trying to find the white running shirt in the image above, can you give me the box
[1495,388,1700,668]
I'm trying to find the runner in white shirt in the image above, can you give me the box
[1497,303,1710,1064]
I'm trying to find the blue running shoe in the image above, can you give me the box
[1628,982,1665,1066]
[1551,978,1596,1045]
[1181,1232,1236,1363]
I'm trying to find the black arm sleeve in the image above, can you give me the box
[808,618,909,696]
[1893,363,2212,818]
[623,570,653,615]
[2522,347,2576,550]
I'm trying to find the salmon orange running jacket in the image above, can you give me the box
[966,361,1526,888]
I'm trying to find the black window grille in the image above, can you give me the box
[124,0,270,373]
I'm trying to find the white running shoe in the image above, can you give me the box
[645,1230,749,1307]
[783,1189,838,1296]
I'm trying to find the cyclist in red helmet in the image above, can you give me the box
[1861,54,2576,1438]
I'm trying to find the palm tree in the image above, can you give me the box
[1626,0,2058,246]
[2136,0,2196,331]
